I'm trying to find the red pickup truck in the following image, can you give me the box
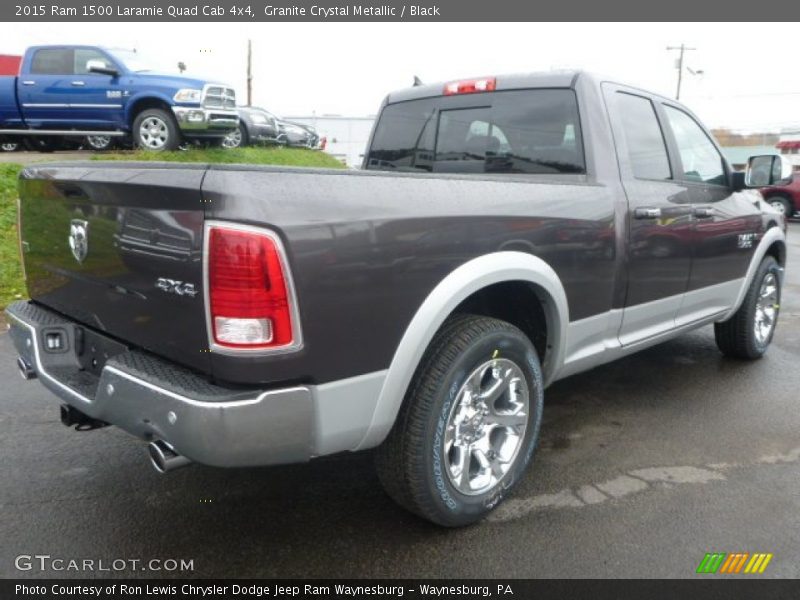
[761,173,799,219]
[0,54,21,76]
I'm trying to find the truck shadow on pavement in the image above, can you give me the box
[2,324,795,578]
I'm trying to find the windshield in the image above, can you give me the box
[366,89,585,175]
[106,49,180,74]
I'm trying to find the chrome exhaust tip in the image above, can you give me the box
[17,356,36,380]
[148,440,191,474]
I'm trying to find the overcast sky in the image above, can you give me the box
[3,22,798,132]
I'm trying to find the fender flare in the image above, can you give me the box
[354,251,569,451]
[124,92,176,125]
[719,226,786,322]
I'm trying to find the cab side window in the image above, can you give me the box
[74,49,114,75]
[30,49,74,75]
[663,105,727,186]
[616,92,671,180]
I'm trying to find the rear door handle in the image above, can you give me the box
[634,207,661,219]
[71,81,85,87]
[22,80,36,86]
[694,207,714,218]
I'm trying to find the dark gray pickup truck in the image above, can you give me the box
[6,71,790,526]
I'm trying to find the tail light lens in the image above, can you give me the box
[206,224,299,351]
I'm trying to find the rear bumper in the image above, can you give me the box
[5,300,314,468]
[171,106,238,136]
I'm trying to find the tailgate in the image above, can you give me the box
[18,162,211,374]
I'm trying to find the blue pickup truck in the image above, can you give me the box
[0,45,239,151]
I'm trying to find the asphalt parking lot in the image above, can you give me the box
[1,222,798,579]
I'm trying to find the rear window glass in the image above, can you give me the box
[366,89,585,174]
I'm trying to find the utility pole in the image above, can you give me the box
[246,39,252,106]
[667,44,696,100]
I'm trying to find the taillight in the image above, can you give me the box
[443,77,496,96]
[206,224,300,351]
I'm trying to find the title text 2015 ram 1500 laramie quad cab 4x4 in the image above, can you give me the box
[0,45,238,151]
[6,72,789,526]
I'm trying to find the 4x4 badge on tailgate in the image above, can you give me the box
[156,277,198,297]
[69,219,89,263]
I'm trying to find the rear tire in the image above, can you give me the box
[375,314,543,527]
[132,108,180,151]
[85,135,115,151]
[23,137,57,153]
[715,256,782,359]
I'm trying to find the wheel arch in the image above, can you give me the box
[354,251,569,451]
[720,226,786,322]
[125,94,174,125]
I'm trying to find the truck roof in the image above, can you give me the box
[384,70,679,108]
[386,70,586,104]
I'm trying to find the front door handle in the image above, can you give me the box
[694,207,714,218]
[634,207,662,219]
[22,80,36,86]
[71,81,85,87]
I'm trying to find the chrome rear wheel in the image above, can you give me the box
[444,358,529,495]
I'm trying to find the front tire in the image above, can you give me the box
[132,108,181,151]
[767,196,792,218]
[375,314,543,527]
[715,256,782,359]
[222,123,248,148]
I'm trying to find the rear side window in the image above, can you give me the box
[30,49,74,75]
[367,89,585,174]
[616,93,671,180]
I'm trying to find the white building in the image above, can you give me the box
[776,128,800,170]
[286,115,376,168]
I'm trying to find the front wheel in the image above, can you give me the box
[715,256,782,359]
[222,123,247,148]
[132,109,181,151]
[375,314,543,527]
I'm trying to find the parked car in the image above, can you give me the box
[6,71,788,527]
[0,45,238,151]
[222,106,281,148]
[760,172,799,218]
[84,134,117,151]
[278,119,320,148]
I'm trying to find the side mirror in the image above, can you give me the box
[87,59,119,77]
[745,154,793,187]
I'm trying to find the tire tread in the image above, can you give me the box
[375,314,531,525]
